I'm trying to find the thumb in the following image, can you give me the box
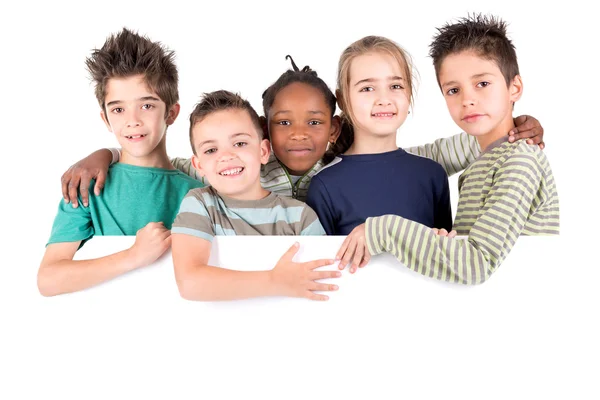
[281,242,300,262]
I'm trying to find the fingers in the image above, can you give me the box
[307,292,329,301]
[447,230,457,239]
[358,253,371,268]
[336,235,352,268]
[280,242,300,262]
[61,168,72,203]
[307,258,336,270]
[310,270,341,280]
[68,175,81,208]
[339,236,356,270]
[79,176,90,208]
[350,238,365,274]
[310,282,339,292]
[94,170,107,196]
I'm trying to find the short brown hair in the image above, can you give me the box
[188,90,263,155]
[429,14,519,87]
[86,27,179,115]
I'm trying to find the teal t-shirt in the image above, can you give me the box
[47,163,204,247]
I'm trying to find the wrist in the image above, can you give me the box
[266,268,285,297]
[123,247,144,271]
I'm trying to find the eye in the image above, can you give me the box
[234,142,248,147]
[111,107,124,114]
[446,88,459,96]
[276,120,291,126]
[391,84,404,90]
[142,103,155,110]
[308,120,322,126]
[359,86,374,92]
[477,81,490,88]
[204,148,217,155]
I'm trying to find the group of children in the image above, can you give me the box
[38,14,559,299]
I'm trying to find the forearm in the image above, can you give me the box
[175,264,277,301]
[38,249,139,297]
[404,132,480,177]
[366,215,500,285]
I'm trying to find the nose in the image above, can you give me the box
[290,126,309,141]
[218,150,237,162]
[376,89,392,106]
[125,109,143,128]
[461,88,477,107]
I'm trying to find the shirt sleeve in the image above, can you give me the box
[46,196,94,247]
[365,152,544,284]
[403,132,480,177]
[305,175,337,235]
[170,157,207,185]
[171,191,215,242]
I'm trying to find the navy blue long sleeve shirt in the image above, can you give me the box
[306,149,452,235]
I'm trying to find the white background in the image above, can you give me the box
[1,0,598,399]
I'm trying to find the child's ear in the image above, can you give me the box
[259,116,269,140]
[190,154,206,177]
[510,75,524,103]
[100,110,113,132]
[329,115,342,143]
[260,139,271,165]
[166,103,181,125]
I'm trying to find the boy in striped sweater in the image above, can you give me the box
[171,90,340,301]
[336,14,560,284]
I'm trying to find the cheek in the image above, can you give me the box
[269,132,287,153]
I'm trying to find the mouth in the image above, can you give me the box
[218,167,244,177]
[371,112,396,119]
[124,134,148,141]
[462,114,485,123]
[287,148,313,156]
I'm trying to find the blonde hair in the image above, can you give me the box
[324,36,417,162]
[338,35,416,125]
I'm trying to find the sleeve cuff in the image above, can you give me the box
[108,148,121,165]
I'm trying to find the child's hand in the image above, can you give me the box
[432,228,457,238]
[336,223,370,274]
[61,149,113,208]
[128,222,172,268]
[270,242,340,301]
[510,115,545,149]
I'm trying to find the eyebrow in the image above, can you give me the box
[106,96,161,107]
[441,73,495,88]
[197,132,252,148]
[354,76,403,87]
[272,110,326,118]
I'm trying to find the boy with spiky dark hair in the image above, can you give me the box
[340,14,559,284]
[37,28,202,296]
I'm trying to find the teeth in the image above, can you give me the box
[220,167,243,176]
[126,134,146,139]
[373,113,394,117]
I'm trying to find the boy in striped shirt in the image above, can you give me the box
[337,14,560,284]
[171,91,340,301]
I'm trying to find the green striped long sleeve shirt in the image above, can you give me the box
[365,137,560,284]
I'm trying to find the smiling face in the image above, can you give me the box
[101,74,178,165]
[438,51,522,145]
[268,82,340,176]
[191,109,270,200]
[346,51,410,139]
